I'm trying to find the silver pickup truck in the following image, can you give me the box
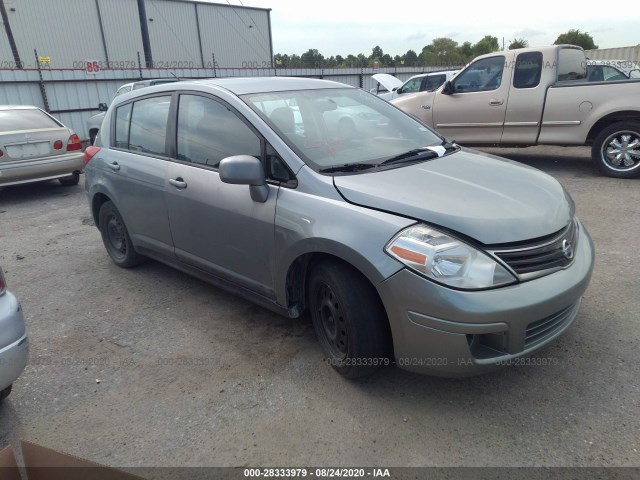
[392,45,640,178]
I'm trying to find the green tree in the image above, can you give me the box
[370,45,384,62]
[457,41,474,61]
[403,49,419,66]
[508,38,529,50]
[301,48,324,67]
[472,35,500,56]
[554,29,598,50]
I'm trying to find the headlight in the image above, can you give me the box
[385,224,516,289]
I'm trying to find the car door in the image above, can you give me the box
[432,55,510,143]
[105,95,174,258]
[164,93,279,298]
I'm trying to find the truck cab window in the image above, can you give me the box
[513,52,543,89]
[453,56,505,93]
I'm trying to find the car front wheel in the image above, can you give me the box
[98,201,145,268]
[592,121,640,178]
[308,260,391,378]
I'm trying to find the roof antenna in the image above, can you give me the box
[170,71,181,80]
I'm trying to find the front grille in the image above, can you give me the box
[525,300,580,348]
[492,220,578,277]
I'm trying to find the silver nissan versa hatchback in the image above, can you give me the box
[84,77,594,378]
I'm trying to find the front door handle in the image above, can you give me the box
[107,162,120,171]
[489,98,504,106]
[169,178,187,190]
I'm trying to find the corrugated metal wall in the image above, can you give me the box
[197,3,272,67]
[585,46,640,63]
[97,0,145,66]
[0,0,272,69]
[146,0,202,67]
[7,0,106,68]
[0,66,444,139]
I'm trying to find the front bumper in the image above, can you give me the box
[0,291,29,391]
[377,221,595,376]
[0,152,84,186]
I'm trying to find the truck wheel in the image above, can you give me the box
[592,121,640,178]
[308,260,390,378]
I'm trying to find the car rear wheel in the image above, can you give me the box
[98,201,145,268]
[308,260,390,378]
[592,121,640,178]
[59,172,80,186]
[0,385,12,402]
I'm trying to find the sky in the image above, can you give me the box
[236,0,640,56]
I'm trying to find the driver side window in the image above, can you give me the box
[453,56,505,93]
[399,77,422,94]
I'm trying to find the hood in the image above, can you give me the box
[372,74,403,92]
[333,148,572,245]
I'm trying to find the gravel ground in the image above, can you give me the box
[0,145,638,472]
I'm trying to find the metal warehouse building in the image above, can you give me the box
[0,0,273,69]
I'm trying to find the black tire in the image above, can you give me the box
[89,129,98,146]
[0,385,12,402]
[98,201,145,268]
[308,260,390,378]
[591,121,640,178]
[59,172,80,186]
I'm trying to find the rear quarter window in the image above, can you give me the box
[513,52,543,89]
[0,108,62,132]
[127,96,171,156]
[557,48,587,81]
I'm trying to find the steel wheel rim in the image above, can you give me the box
[106,215,127,256]
[601,130,640,171]
[316,282,348,360]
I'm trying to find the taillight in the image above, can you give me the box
[0,267,6,296]
[53,140,63,150]
[84,146,101,165]
[67,133,82,151]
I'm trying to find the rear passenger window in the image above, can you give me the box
[114,103,132,149]
[176,95,261,168]
[128,96,171,156]
[513,52,543,89]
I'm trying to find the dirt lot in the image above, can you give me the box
[0,146,639,472]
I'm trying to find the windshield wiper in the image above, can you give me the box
[379,148,440,166]
[319,163,378,174]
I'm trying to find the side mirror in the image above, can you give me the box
[441,81,453,95]
[219,155,269,203]
[98,102,108,112]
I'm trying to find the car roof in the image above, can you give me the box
[178,77,351,95]
[0,105,40,111]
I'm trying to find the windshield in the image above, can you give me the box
[242,87,443,170]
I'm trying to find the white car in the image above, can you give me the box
[586,59,640,82]
[371,70,459,101]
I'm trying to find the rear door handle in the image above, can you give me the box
[169,178,187,190]
[107,162,120,171]
[489,98,504,106]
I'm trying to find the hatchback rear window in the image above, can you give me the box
[0,108,62,132]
